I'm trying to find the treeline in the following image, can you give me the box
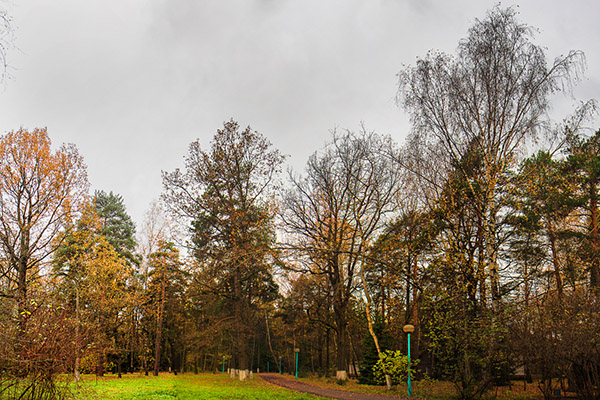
[1,6,599,400]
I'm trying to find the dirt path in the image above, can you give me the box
[258,373,410,400]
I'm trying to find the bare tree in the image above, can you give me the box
[397,6,592,308]
[138,200,177,281]
[0,8,14,83]
[282,128,402,381]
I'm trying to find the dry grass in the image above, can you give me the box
[299,375,546,399]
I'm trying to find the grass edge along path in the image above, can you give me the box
[259,373,411,400]
[296,376,545,400]
[73,373,327,400]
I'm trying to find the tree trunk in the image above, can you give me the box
[523,235,530,308]
[256,340,260,373]
[589,184,600,291]
[412,257,420,361]
[484,187,501,310]
[381,269,386,321]
[96,347,105,377]
[334,306,348,381]
[17,257,28,332]
[130,312,135,373]
[360,264,392,389]
[143,334,149,376]
[265,310,278,369]
[349,332,361,378]
[477,237,487,307]
[181,346,186,374]
[233,266,249,380]
[546,219,563,298]
[154,277,166,376]
[74,286,81,382]
[325,328,330,377]
[317,330,323,375]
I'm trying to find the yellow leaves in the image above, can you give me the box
[56,205,133,315]
[0,128,89,256]
[0,128,87,196]
[79,235,133,316]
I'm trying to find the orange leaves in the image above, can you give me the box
[0,128,88,230]
[0,127,89,316]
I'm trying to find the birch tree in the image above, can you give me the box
[397,6,590,308]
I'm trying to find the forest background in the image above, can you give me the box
[1,3,600,400]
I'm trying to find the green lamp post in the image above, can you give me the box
[403,324,415,396]
[294,348,300,379]
[222,355,226,373]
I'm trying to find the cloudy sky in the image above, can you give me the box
[0,0,598,227]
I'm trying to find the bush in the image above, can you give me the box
[421,291,514,400]
[372,350,418,385]
[512,290,600,400]
[79,353,115,375]
[0,299,79,400]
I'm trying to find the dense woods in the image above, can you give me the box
[1,6,599,400]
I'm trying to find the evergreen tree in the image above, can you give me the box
[358,321,394,385]
[147,241,186,376]
[162,120,284,380]
[94,190,139,266]
[565,130,600,290]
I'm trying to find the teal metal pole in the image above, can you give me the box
[279,358,282,375]
[267,361,269,373]
[222,356,225,373]
[407,333,412,396]
[295,352,299,379]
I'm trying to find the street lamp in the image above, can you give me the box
[222,355,226,373]
[294,348,300,379]
[403,324,415,396]
[279,357,282,375]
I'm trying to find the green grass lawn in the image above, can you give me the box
[72,373,325,400]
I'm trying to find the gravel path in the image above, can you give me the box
[258,373,411,400]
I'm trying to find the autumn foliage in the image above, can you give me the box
[1,6,600,400]
[0,128,88,399]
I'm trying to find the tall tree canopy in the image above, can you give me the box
[93,190,138,266]
[0,128,88,326]
[162,119,285,380]
[282,128,402,381]
[564,130,600,290]
[0,128,88,398]
[397,5,593,307]
[0,8,13,82]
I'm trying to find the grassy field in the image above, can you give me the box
[72,373,325,400]
[19,372,547,400]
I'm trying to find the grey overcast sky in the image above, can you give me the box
[0,0,598,227]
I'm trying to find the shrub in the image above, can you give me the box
[0,300,79,399]
[372,350,418,385]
